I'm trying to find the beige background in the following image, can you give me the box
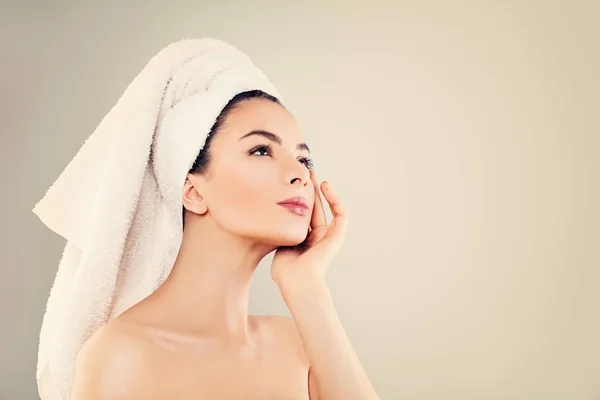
[2,1,598,399]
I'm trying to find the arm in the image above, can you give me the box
[271,170,379,399]
[277,276,379,400]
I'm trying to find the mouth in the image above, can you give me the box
[277,196,309,216]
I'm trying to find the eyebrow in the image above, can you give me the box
[238,130,310,154]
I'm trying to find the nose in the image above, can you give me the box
[284,155,310,187]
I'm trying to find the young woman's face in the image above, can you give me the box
[187,98,315,247]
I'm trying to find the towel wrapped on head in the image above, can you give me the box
[32,37,284,400]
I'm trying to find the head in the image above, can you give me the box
[181,90,314,248]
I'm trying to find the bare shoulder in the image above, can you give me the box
[70,319,158,399]
[253,315,309,363]
[255,316,318,398]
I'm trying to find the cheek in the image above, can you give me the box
[208,162,309,244]
[209,163,278,228]
[219,164,273,210]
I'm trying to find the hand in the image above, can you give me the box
[271,169,349,290]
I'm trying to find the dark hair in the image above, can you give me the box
[182,89,281,228]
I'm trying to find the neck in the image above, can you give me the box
[142,215,276,344]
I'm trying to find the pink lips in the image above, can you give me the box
[277,196,309,216]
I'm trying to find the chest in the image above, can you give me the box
[145,341,311,399]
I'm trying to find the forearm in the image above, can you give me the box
[278,277,379,400]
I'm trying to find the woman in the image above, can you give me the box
[69,89,379,399]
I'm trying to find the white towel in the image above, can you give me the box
[32,37,283,400]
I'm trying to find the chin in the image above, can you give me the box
[271,226,309,247]
[276,236,307,247]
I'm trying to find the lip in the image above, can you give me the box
[277,196,310,216]
[277,196,309,209]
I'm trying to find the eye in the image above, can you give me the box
[249,144,273,155]
[249,144,273,157]
[299,157,315,170]
[249,144,314,170]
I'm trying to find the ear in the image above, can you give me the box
[182,174,208,216]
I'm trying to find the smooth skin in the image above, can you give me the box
[70,98,379,400]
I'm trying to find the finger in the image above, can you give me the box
[321,181,348,238]
[310,170,328,229]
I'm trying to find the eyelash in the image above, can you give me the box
[249,144,314,170]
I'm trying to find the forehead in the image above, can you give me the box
[218,98,305,144]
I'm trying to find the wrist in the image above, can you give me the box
[275,273,329,301]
